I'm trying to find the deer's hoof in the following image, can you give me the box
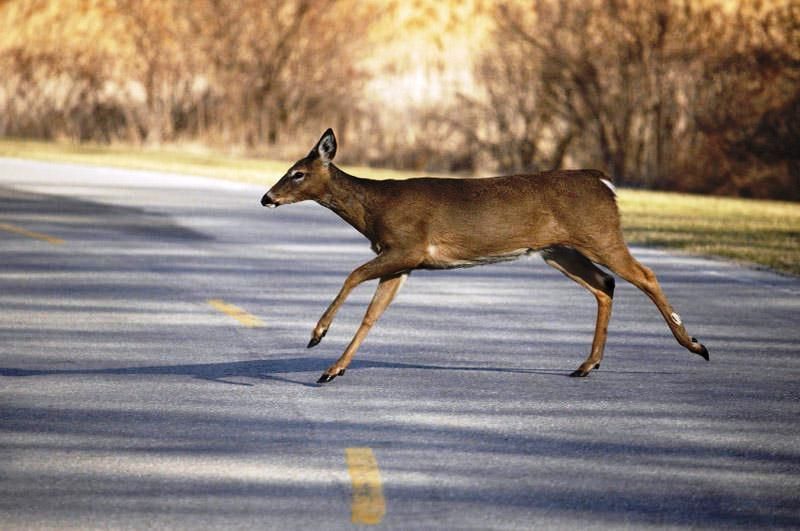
[317,368,345,384]
[307,328,327,349]
[594,363,601,370]
[698,345,709,361]
[569,369,590,378]
[690,337,709,360]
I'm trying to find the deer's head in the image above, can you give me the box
[261,128,337,208]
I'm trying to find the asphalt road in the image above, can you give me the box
[1,158,799,530]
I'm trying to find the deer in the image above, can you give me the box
[260,129,709,384]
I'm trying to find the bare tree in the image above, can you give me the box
[0,0,797,199]
[484,0,706,185]
[447,29,574,174]
[691,0,800,198]
[0,0,379,148]
[184,0,376,147]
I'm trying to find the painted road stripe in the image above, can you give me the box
[346,447,386,525]
[207,299,264,328]
[0,222,64,245]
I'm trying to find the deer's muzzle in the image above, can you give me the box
[261,192,279,208]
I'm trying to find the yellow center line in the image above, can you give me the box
[0,222,64,245]
[207,299,264,328]
[346,447,386,525]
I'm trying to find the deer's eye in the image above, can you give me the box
[292,171,305,182]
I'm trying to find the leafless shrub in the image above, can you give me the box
[0,0,797,198]
[0,0,377,149]
[459,0,799,198]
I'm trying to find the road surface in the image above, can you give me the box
[1,158,799,529]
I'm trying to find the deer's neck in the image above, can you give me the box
[319,166,376,240]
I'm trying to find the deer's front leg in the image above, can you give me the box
[318,273,408,383]
[308,251,419,348]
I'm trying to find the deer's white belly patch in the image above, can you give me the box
[425,245,533,269]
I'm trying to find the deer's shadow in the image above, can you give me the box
[0,356,569,388]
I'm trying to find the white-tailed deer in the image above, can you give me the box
[261,129,708,383]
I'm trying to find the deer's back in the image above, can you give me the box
[365,170,621,264]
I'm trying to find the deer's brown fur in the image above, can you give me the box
[261,129,708,383]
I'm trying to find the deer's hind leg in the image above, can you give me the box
[542,246,615,377]
[580,242,709,361]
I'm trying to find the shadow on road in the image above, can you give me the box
[0,356,576,388]
[3,358,799,529]
[0,185,212,242]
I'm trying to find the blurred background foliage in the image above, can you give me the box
[0,0,798,199]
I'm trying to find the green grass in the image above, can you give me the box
[2,138,798,276]
[618,189,800,276]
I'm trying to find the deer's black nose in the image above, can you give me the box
[261,193,276,207]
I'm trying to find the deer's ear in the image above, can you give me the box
[310,128,337,164]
